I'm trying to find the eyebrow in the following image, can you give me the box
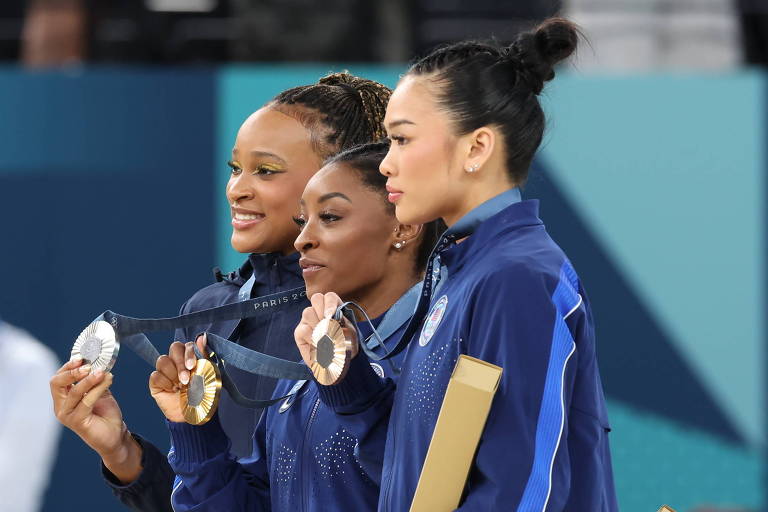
[318,192,352,203]
[386,119,416,130]
[251,150,287,164]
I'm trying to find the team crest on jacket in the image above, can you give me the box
[419,295,448,346]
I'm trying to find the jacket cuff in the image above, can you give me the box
[317,351,386,408]
[102,433,165,493]
[167,413,230,465]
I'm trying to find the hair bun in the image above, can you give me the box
[318,71,357,87]
[507,18,579,94]
[319,71,391,141]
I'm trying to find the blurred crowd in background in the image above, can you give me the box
[0,0,766,69]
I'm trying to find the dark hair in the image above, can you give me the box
[327,141,446,275]
[406,18,579,184]
[270,72,392,160]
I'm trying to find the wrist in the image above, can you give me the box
[101,427,143,484]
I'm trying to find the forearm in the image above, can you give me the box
[168,416,270,511]
[316,352,395,484]
[101,427,143,484]
[102,434,175,512]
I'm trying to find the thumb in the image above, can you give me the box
[195,333,209,358]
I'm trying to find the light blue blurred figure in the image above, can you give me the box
[0,320,60,512]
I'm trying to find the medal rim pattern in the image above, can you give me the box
[71,320,120,373]
[310,317,352,386]
[180,358,222,425]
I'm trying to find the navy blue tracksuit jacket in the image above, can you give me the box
[166,302,411,511]
[102,252,306,511]
[319,198,618,511]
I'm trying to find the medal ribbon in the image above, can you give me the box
[86,286,311,408]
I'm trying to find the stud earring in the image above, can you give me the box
[394,241,405,249]
[466,164,479,173]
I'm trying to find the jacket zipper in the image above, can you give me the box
[380,403,399,511]
[301,397,321,511]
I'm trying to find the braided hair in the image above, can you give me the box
[407,18,579,184]
[270,72,391,160]
[327,140,446,275]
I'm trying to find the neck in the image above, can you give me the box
[443,171,515,227]
[349,272,420,321]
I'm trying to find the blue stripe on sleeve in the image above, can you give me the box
[516,263,580,512]
[170,475,183,512]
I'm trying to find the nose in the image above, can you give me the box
[294,220,319,253]
[379,146,396,177]
[226,173,254,204]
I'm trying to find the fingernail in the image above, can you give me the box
[92,369,103,378]
[186,358,195,370]
[180,371,189,385]
[79,365,92,374]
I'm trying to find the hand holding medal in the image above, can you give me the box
[295,292,359,386]
[149,335,221,425]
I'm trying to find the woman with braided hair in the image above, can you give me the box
[296,19,619,511]
[154,140,444,512]
[49,72,392,512]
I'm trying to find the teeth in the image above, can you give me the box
[234,213,262,220]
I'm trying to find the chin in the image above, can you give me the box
[231,233,266,254]
[303,278,328,298]
[395,203,433,226]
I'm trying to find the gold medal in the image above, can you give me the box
[310,317,352,385]
[180,357,222,425]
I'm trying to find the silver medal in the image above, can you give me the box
[71,320,120,373]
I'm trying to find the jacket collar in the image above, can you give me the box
[231,252,302,287]
[243,251,302,286]
[440,199,543,274]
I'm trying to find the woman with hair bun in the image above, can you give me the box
[296,19,618,511]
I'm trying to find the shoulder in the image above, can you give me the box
[462,234,579,313]
[180,279,242,314]
[180,259,251,314]
[472,253,564,296]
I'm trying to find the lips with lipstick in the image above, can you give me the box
[299,258,326,275]
[231,208,266,229]
[385,183,403,204]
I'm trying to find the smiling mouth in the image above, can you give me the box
[231,211,266,230]
[233,212,264,221]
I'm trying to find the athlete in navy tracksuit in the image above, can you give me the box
[317,193,617,511]
[103,253,306,509]
[297,19,617,511]
[167,309,408,512]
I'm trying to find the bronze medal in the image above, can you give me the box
[310,317,352,385]
[180,357,222,425]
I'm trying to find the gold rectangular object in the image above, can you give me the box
[409,354,503,512]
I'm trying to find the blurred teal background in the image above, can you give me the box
[0,66,764,512]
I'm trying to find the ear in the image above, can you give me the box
[391,223,423,249]
[462,126,496,172]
